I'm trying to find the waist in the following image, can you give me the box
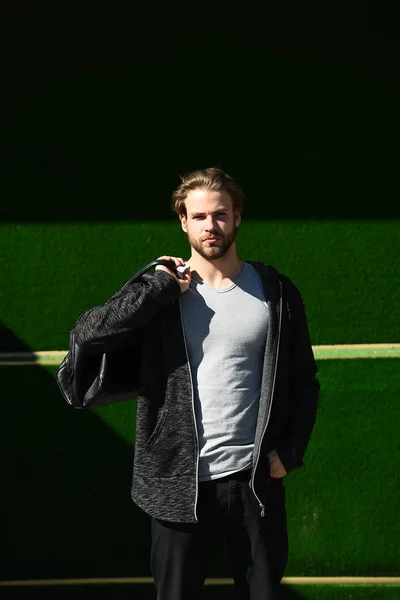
[200,468,252,485]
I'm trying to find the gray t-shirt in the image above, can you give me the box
[179,262,269,481]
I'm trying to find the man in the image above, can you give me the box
[74,167,319,599]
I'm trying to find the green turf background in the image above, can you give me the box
[2,357,400,581]
[1,220,399,351]
[1,218,400,589]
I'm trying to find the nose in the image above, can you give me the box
[204,215,217,231]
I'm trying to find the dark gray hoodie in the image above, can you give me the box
[74,262,320,523]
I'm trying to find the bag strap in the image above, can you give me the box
[120,259,179,291]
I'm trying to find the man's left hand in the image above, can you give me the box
[267,449,287,478]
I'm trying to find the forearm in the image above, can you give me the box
[276,376,320,472]
[74,270,181,353]
[276,276,320,472]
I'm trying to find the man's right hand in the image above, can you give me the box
[155,256,191,293]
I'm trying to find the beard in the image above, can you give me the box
[187,225,237,260]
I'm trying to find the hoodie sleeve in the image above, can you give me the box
[74,270,181,354]
[276,278,320,473]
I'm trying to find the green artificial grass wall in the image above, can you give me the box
[203,586,400,600]
[1,220,399,350]
[284,359,400,577]
[2,359,399,580]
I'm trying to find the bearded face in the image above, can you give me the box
[180,189,239,261]
[186,222,237,260]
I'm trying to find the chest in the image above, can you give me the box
[179,284,269,358]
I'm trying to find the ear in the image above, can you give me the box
[180,214,188,233]
[235,212,241,227]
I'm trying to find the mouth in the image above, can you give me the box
[203,235,220,242]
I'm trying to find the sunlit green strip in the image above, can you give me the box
[1,576,400,587]
[0,351,66,365]
[0,344,399,365]
[314,346,400,360]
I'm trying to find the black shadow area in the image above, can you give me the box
[0,324,307,600]
[1,583,309,600]
[2,3,400,221]
[0,323,150,581]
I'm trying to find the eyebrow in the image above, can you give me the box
[190,208,228,217]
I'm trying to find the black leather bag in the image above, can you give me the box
[56,259,179,409]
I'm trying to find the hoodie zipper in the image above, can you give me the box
[250,279,283,516]
[178,300,199,523]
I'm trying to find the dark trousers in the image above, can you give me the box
[151,470,288,600]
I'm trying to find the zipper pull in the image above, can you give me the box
[287,300,291,321]
[259,504,265,517]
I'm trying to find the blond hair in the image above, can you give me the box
[171,167,244,217]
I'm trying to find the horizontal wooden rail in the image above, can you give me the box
[1,576,400,587]
[0,344,399,366]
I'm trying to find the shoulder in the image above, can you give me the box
[246,261,298,288]
[246,261,304,304]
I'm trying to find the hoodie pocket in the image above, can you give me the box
[145,409,169,451]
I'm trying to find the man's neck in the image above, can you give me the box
[186,247,243,289]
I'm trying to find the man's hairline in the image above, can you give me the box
[178,188,239,219]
